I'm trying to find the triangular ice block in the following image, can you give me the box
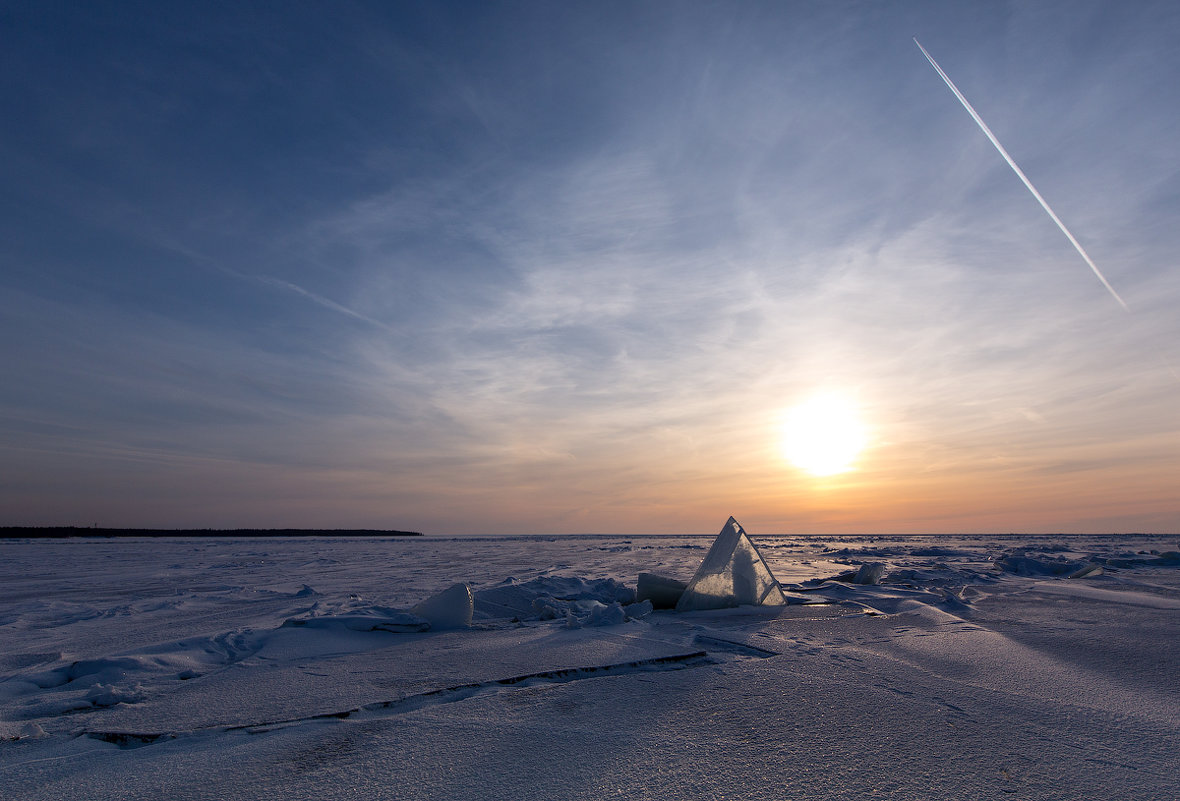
[411,582,474,629]
[675,517,787,611]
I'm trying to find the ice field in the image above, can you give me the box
[2,530,1178,799]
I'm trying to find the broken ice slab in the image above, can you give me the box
[636,572,688,609]
[675,517,787,611]
[854,563,886,585]
[411,582,474,629]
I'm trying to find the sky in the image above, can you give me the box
[3,1,1179,535]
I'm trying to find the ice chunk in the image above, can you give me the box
[565,601,629,628]
[636,572,688,609]
[283,610,430,633]
[675,517,787,611]
[411,583,474,629]
[587,602,627,626]
[85,682,146,708]
[17,722,48,740]
[473,576,635,621]
[1067,563,1104,579]
[853,563,886,585]
[996,552,1093,576]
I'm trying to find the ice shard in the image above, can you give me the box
[675,517,787,611]
[636,572,688,609]
[411,582,474,629]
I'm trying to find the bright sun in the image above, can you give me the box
[781,393,867,477]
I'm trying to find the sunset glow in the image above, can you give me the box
[2,3,1179,534]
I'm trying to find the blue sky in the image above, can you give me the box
[3,1,1179,534]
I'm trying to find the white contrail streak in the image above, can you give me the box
[150,237,399,332]
[256,275,397,333]
[914,38,1129,311]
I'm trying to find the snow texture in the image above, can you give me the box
[1,532,1179,800]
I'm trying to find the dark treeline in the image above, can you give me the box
[1,527,423,538]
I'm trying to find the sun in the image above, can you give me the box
[781,393,867,477]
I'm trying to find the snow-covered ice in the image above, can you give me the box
[2,532,1178,799]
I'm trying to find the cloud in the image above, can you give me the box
[3,1,1180,532]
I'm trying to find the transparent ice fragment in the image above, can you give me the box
[675,517,787,611]
[411,582,474,629]
[853,563,886,585]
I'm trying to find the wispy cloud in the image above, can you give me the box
[2,2,1179,532]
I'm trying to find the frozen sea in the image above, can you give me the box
[2,532,1178,800]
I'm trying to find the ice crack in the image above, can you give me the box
[83,650,712,749]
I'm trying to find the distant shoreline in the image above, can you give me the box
[0,527,423,539]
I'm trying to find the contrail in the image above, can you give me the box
[256,275,397,333]
[149,234,398,331]
[914,38,1129,311]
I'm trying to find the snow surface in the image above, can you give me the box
[1,533,1178,799]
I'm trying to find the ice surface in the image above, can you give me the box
[1,532,1179,800]
[675,517,787,611]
